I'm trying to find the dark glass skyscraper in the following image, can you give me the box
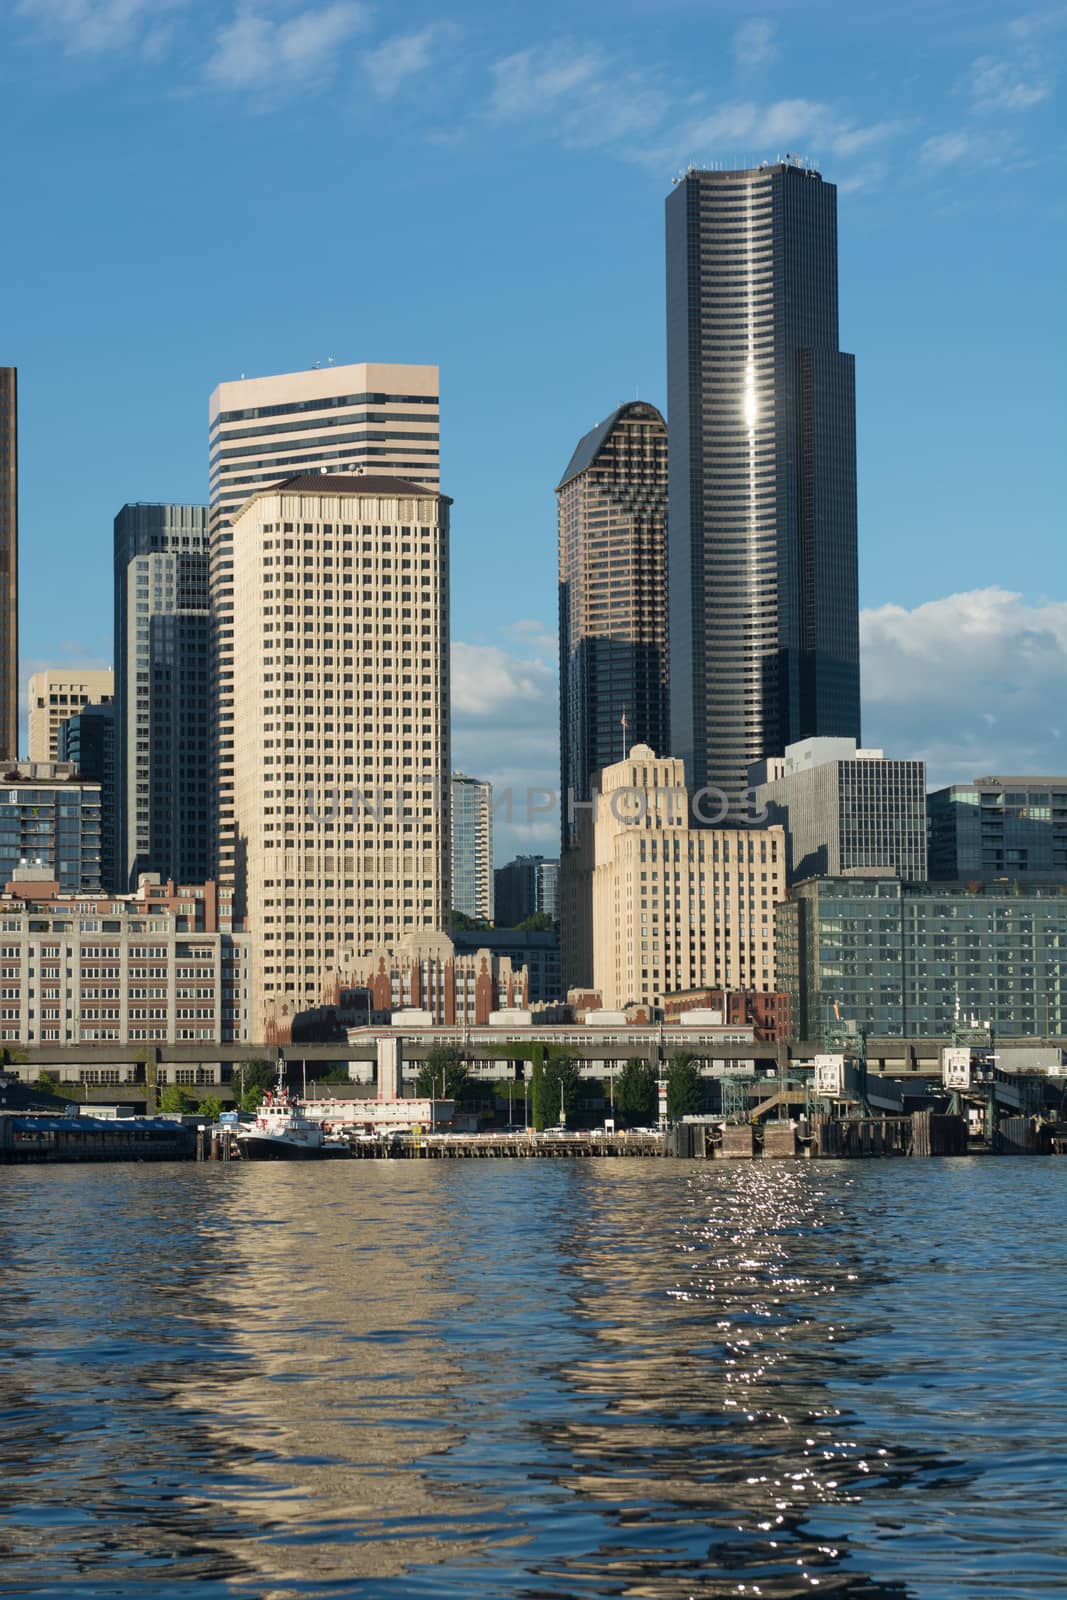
[114,503,211,890]
[666,161,860,805]
[0,368,18,762]
[557,400,669,843]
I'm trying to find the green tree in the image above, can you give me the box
[237,1058,276,1110]
[35,1070,60,1097]
[530,1044,546,1131]
[415,1044,469,1101]
[541,1053,581,1127]
[159,1085,196,1114]
[666,1054,702,1121]
[614,1058,656,1127]
[515,911,554,932]
[450,909,492,932]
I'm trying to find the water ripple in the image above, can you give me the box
[0,1159,1064,1597]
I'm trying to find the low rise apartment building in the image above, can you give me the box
[0,868,249,1046]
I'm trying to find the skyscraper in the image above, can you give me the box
[114,504,211,891]
[230,473,451,1042]
[0,368,17,761]
[208,362,440,889]
[557,401,669,838]
[450,773,494,922]
[666,161,860,804]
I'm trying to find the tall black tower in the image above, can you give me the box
[666,161,860,805]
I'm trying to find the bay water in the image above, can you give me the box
[0,1158,1064,1598]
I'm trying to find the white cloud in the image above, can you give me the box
[968,55,1050,111]
[15,0,186,57]
[365,24,456,99]
[657,97,903,170]
[861,589,1067,785]
[920,130,971,166]
[451,641,556,722]
[204,3,368,90]
[732,18,779,72]
[451,638,560,861]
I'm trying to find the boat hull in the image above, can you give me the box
[236,1135,333,1161]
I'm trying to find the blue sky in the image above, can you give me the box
[1,0,1065,859]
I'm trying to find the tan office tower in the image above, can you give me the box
[28,668,114,763]
[0,368,17,761]
[231,473,451,1042]
[209,362,440,890]
[591,745,785,1011]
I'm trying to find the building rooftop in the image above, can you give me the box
[556,401,665,491]
[246,472,450,504]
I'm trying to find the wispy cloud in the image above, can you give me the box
[732,18,779,72]
[489,43,670,148]
[919,130,971,167]
[968,54,1050,111]
[660,98,904,169]
[204,3,369,90]
[15,0,187,58]
[364,23,457,99]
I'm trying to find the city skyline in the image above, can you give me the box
[3,3,1064,861]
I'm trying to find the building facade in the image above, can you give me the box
[0,368,16,762]
[57,701,116,893]
[28,669,114,764]
[557,401,669,835]
[0,762,103,892]
[751,736,927,885]
[209,361,440,894]
[591,744,786,1011]
[666,162,861,805]
[0,867,248,1046]
[928,777,1067,882]
[114,503,211,892]
[357,930,531,1026]
[495,854,560,927]
[450,772,494,922]
[777,876,1067,1043]
[660,986,792,1040]
[230,474,451,1041]
[452,926,562,1004]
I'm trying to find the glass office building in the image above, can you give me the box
[666,162,860,805]
[114,503,211,892]
[450,773,494,923]
[777,876,1067,1042]
[557,402,669,838]
[928,777,1067,882]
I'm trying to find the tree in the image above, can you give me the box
[515,911,554,932]
[35,1070,61,1097]
[415,1044,469,1101]
[198,1096,224,1125]
[541,1052,581,1127]
[237,1058,276,1110]
[530,1045,546,1131]
[450,909,492,932]
[615,1058,656,1127]
[159,1085,196,1114]
[666,1054,702,1121]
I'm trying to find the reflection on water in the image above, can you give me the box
[0,1159,1064,1598]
